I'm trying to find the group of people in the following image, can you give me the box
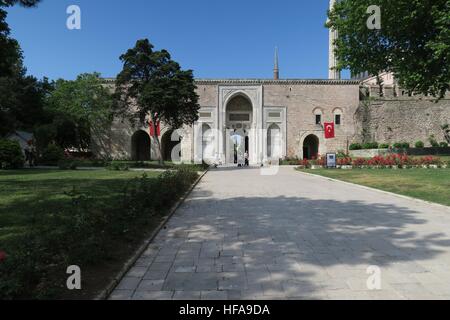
[234,151,250,167]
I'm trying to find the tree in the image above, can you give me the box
[0,0,41,7]
[115,39,200,165]
[327,0,450,98]
[42,73,113,150]
[0,1,45,136]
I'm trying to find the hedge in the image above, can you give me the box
[0,167,200,299]
[0,139,24,169]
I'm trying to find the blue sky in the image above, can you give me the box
[5,0,349,80]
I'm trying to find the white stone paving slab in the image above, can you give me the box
[110,167,450,300]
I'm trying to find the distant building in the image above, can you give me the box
[92,0,450,164]
[7,131,33,155]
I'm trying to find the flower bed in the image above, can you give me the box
[297,154,447,170]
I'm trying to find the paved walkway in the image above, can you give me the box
[110,167,450,300]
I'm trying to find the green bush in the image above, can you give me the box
[415,141,425,148]
[40,144,64,165]
[393,142,410,149]
[337,150,348,158]
[363,142,379,150]
[429,135,440,147]
[0,167,199,299]
[379,143,390,149]
[440,142,449,148]
[349,143,362,150]
[0,139,24,169]
[107,161,129,171]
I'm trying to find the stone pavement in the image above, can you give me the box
[109,167,450,300]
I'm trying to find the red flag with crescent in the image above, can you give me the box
[149,121,161,137]
[324,122,335,139]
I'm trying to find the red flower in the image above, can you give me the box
[352,158,367,167]
[300,159,309,167]
[0,251,6,263]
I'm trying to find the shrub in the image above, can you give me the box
[0,139,24,169]
[349,143,362,150]
[0,167,199,299]
[337,150,349,158]
[337,157,352,166]
[429,135,440,147]
[363,142,379,150]
[310,155,326,166]
[415,141,425,148]
[107,161,129,171]
[393,142,410,149]
[420,156,442,166]
[40,144,64,165]
[280,157,300,166]
[300,159,310,168]
[440,142,449,148]
[379,143,390,149]
[352,158,367,167]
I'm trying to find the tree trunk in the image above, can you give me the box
[376,74,383,96]
[155,135,164,166]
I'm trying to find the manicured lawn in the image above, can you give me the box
[299,168,450,206]
[0,170,159,242]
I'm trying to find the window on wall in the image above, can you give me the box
[335,114,341,125]
[199,112,212,119]
[229,113,250,122]
[315,114,322,125]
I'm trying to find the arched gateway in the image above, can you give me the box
[303,134,319,160]
[131,130,151,161]
[225,95,253,164]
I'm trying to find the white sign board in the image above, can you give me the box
[326,153,337,168]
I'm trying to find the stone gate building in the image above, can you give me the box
[92,0,450,165]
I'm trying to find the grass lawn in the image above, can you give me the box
[0,169,159,240]
[0,169,162,299]
[299,168,450,206]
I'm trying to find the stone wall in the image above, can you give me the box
[196,79,361,159]
[354,96,450,147]
[261,82,360,157]
[96,79,450,162]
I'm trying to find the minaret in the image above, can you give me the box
[273,47,279,80]
[328,0,341,80]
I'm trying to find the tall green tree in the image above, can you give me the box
[0,4,49,136]
[0,0,41,75]
[42,73,113,150]
[0,0,41,6]
[115,39,200,164]
[327,0,450,98]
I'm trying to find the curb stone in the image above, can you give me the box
[96,169,209,300]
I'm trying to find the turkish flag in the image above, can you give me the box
[149,121,161,137]
[324,122,335,139]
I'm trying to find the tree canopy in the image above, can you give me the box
[327,0,450,98]
[0,7,50,136]
[40,73,113,150]
[115,39,200,163]
[0,0,41,7]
